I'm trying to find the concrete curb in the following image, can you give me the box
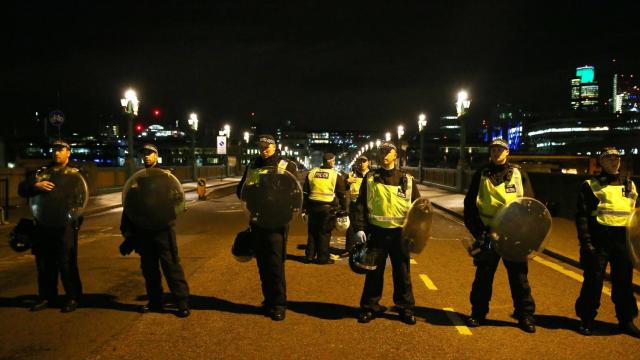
[428,200,640,294]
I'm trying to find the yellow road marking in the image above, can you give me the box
[419,274,438,290]
[443,307,473,335]
[532,256,640,307]
[410,259,417,265]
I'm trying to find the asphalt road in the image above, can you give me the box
[0,187,638,359]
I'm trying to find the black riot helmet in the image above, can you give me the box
[348,241,381,274]
[9,219,35,253]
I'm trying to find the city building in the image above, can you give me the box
[570,65,600,112]
[612,73,639,113]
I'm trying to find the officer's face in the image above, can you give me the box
[490,146,509,165]
[599,155,621,174]
[143,150,158,167]
[53,147,70,165]
[360,160,369,172]
[326,158,335,168]
[260,143,276,158]
[380,148,397,167]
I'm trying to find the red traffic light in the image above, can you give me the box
[153,109,161,116]
[135,124,144,132]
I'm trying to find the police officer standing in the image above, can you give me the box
[303,152,348,264]
[342,156,369,257]
[354,142,420,325]
[575,147,640,337]
[236,135,298,321]
[120,143,191,317]
[463,138,537,333]
[18,140,84,312]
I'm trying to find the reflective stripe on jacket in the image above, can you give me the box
[475,167,523,227]
[366,172,413,228]
[587,178,637,226]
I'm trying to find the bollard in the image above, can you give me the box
[197,178,207,200]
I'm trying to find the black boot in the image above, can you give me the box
[30,299,52,312]
[577,318,594,336]
[61,299,78,313]
[518,316,536,333]
[619,320,640,338]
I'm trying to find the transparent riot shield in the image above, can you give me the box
[122,168,186,231]
[402,197,434,254]
[29,168,89,227]
[240,167,303,229]
[626,208,640,270]
[491,197,552,262]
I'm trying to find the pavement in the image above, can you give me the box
[416,183,640,290]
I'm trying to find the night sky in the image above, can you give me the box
[6,1,640,137]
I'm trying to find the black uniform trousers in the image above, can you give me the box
[575,227,638,322]
[470,251,535,319]
[136,227,190,304]
[253,225,287,310]
[306,204,333,262]
[360,227,415,311]
[32,224,82,301]
[345,203,358,253]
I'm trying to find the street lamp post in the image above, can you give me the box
[223,124,231,177]
[188,113,199,181]
[120,89,139,177]
[418,113,427,182]
[455,90,471,192]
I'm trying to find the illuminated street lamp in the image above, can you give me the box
[188,112,199,180]
[397,125,404,140]
[243,131,250,143]
[455,90,471,192]
[222,124,231,177]
[375,139,381,148]
[120,88,139,177]
[385,132,392,142]
[418,113,427,182]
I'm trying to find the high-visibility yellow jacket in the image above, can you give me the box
[475,167,523,227]
[308,167,338,203]
[366,172,413,228]
[586,178,637,226]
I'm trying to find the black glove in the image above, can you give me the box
[119,237,136,256]
[579,242,599,269]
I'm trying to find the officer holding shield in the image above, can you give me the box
[353,142,421,325]
[119,143,191,317]
[463,138,537,333]
[18,140,85,313]
[302,152,348,264]
[575,147,640,337]
[236,134,298,321]
[342,156,369,257]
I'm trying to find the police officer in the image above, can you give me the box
[302,152,348,264]
[575,147,640,337]
[463,138,537,333]
[342,156,369,257]
[18,140,84,313]
[119,143,191,317]
[236,134,298,321]
[354,142,421,325]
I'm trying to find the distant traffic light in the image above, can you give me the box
[153,109,161,117]
[135,124,144,132]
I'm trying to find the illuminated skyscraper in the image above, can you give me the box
[612,73,639,113]
[570,65,599,112]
